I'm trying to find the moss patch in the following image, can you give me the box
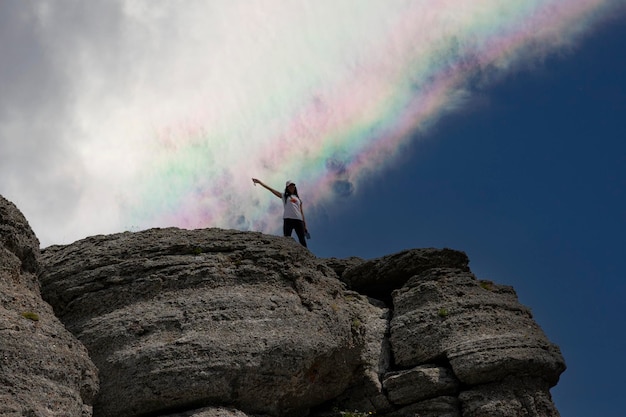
[21,311,40,321]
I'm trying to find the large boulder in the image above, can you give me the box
[0,195,98,417]
[40,228,386,417]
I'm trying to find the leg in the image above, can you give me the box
[283,218,295,237]
[293,220,308,248]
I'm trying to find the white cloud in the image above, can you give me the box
[0,0,617,246]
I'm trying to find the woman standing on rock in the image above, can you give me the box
[252,178,308,248]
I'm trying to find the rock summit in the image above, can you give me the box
[1,195,565,417]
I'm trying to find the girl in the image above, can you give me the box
[252,178,308,247]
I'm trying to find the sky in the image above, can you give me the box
[1,1,625,416]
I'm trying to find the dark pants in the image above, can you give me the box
[283,218,307,247]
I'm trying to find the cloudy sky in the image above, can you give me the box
[1,1,625,416]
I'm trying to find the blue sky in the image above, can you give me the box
[309,17,625,417]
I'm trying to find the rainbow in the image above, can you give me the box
[123,0,616,235]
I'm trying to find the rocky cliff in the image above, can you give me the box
[1,195,566,417]
[0,196,98,416]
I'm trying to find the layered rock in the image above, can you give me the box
[341,250,565,416]
[0,195,98,417]
[0,194,567,417]
[40,228,388,417]
[39,227,565,417]
[340,248,470,302]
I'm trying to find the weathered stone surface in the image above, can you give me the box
[325,293,393,413]
[388,396,461,417]
[322,256,365,278]
[0,195,98,417]
[382,266,564,417]
[0,193,567,417]
[37,227,565,417]
[383,364,459,405]
[40,228,381,417]
[160,406,252,417]
[341,248,470,301]
[389,267,565,387]
[459,377,560,417]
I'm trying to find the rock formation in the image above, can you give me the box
[0,194,566,417]
[0,195,98,416]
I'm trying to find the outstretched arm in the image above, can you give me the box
[252,178,282,198]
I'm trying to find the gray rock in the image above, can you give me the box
[0,195,99,417]
[0,189,565,417]
[40,228,380,417]
[459,377,560,417]
[388,396,461,417]
[389,267,565,387]
[159,406,252,417]
[326,292,393,413]
[322,256,365,278]
[341,249,470,301]
[382,364,459,405]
